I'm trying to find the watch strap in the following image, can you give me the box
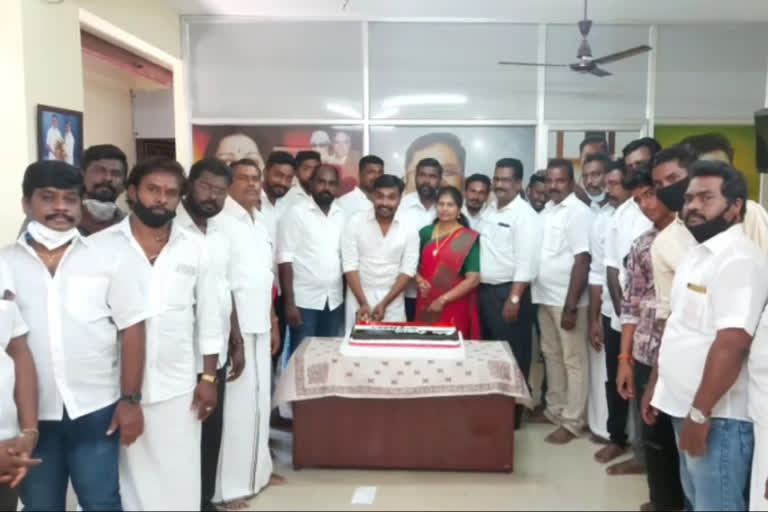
[120,392,142,404]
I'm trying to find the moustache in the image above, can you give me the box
[549,189,561,195]
[198,200,218,210]
[685,212,706,223]
[45,213,76,223]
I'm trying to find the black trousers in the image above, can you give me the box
[602,315,629,447]
[272,295,287,368]
[200,367,227,511]
[634,362,686,510]
[478,283,534,428]
[0,483,17,511]
[405,297,417,322]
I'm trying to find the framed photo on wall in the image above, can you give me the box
[37,104,84,168]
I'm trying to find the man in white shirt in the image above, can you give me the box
[342,175,418,333]
[96,158,223,511]
[477,159,541,430]
[644,161,768,512]
[602,159,652,471]
[5,161,148,511]
[582,153,610,213]
[398,158,440,320]
[260,151,295,243]
[283,150,320,210]
[531,159,593,445]
[217,157,282,504]
[584,155,615,446]
[45,115,63,160]
[278,165,345,358]
[462,173,491,229]
[176,158,243,512]
[336,154,384,221]
[0,257,39,510]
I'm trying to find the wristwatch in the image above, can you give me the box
[120,392,142,404]
[688,406,710,424]
[201,373,217,384]
[563,305,577,314]
[509,295,520,305]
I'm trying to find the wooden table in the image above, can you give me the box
[275,337,530,473]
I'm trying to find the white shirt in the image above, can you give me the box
[337,187,373,223]
[461,204,489,231]
[605,199,652,331]
[260,189,288,249]
[531,193,593,307]
[341,209,419,321]
[651,225,768,420]
[477,195,541,285]
[2,232,148,420]
[220,197,274,334]
[277,200,345,310]
[588,203,616,319]
[282,184,312,211]
[95,217,224,404]
[750,306,768,424]
[0,259,29,440]
[398,192,437,299]
[176,205,232,370]
[45,126,63,159]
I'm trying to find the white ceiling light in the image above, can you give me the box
[326,102,361,118]
[382,94,468,107]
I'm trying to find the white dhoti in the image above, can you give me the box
[215,331,273,502]
[344,287,406,334]
[751,424,768,511]
[120,392,200,512]
[587,343,610,440]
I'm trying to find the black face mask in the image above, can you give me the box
[133,198,176,228]
[686,206,732,244]
[655,177,690,212]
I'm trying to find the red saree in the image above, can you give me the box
[415,227,481,339]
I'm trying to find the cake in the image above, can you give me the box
[340,322,465,360]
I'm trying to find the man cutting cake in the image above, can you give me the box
[341,175,420,333]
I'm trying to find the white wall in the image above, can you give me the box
[82,62,137,168]
[133,89,175,139]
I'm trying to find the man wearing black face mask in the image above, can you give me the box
[642,160,768,512]
[96,158,224,510]
[278,165,345,359]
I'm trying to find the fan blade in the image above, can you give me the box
[498,61,568,67]
[591,45,652,65]
[588,66,612,77]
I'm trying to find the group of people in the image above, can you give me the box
[1,129,768,512]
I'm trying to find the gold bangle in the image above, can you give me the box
[201,373,217,384]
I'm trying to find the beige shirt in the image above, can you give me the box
[651,200,768,320]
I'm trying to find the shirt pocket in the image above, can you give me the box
[166,268,196,310]
[543,225,567,255]
[677,286,710,333]
[65,276,110,322]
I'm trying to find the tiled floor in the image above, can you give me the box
[244,424,648,511]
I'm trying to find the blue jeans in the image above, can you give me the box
[672,416,753,512]
[21,402,121,511]
[287,303,344,359]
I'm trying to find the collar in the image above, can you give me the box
[402,192,435,212]
[495,194,523,213]
[700,223,744,256]
[176,203,221,236]
[545,191,578,211]
[306,197,342,217]
[223,196,257,223]
[114,214,187,245]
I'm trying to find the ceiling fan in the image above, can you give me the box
[498,0,652,77]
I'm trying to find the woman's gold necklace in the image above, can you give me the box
[433,223,459,256]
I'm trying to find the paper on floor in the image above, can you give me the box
[351,486,377,505]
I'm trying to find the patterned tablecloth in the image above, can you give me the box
[274,337,532,407]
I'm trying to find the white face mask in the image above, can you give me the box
[83,199,118,222]
[587,190,606,204]
[26,221,78,251]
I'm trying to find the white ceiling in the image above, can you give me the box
[166,0,768,23]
